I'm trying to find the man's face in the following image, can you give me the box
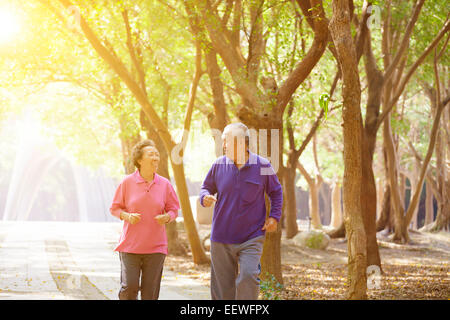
[222,133,247,164]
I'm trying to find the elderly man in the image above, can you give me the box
[200,122,283,300]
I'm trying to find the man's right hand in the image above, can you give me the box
[120,212,141,225]
[202,195,217,207]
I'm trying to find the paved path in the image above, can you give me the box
[0,221,210,300]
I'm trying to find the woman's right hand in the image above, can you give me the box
[120,212,141,224]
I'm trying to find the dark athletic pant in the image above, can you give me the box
[210,235,265,300]
[118,252,165,300]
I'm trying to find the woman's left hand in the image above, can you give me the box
[154,213,171,225]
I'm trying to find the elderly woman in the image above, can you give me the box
[110,139,180,300]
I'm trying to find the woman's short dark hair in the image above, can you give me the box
[132,139,156,170]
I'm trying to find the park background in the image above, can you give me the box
[0,0,448,299]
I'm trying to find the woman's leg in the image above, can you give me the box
[140,253,166,300]
[118,252,142,300]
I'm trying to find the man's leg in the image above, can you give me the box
[140,253,166,300]
[118,252,141,300]
[210,241,238,300]
[235,236,265,300]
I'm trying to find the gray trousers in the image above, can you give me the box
[118,252,165,300]
[210,235,265,300]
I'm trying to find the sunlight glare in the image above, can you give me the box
[0,8,20,44]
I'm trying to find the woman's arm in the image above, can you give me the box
[110,182,126,219]
[164,182,180,223]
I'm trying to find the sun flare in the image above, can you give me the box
[0,8,20,44]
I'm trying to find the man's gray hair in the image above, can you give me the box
[222,122,250,144]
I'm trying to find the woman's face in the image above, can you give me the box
[138,146,160,171]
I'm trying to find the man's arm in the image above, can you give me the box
[265,166,283,222]
[199,164,217,207]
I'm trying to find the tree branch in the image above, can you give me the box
[382,0,425,83]
[377,20,450,130]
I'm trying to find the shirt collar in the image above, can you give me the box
[247,150,258,167]
[133,170,160,184]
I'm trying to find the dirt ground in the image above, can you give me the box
[165,224,450,300]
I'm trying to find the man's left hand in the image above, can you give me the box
[262,217,278,232]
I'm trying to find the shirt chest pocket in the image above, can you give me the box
[242,180,262,204]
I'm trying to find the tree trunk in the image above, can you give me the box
[376,184,391,232]
[297,161,322,229]
[190,0,331,285]
[118,115,141,175]
[430,98,450,232]
[330,180,342,229]
[170,160,209,263]
[204,46,229,134]
[432,180,450,231]
[360,131,381,268]
[328,221,346,238]
[402,96,445,235]
[259,125,284,285]
[376,178,384,220]
[383,113,406,242]
[424,181,435,226]
[140,111,187,256]
[408,163,421,230]
[309,182,322,229]
[329,0,367,299]
[424,87,450,232]
[284,162,298,238]
[319,184,331,225]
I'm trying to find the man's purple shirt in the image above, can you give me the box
[199,151,283,244]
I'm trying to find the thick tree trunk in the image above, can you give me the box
[361,132,381,268]
[329,0,367,300]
